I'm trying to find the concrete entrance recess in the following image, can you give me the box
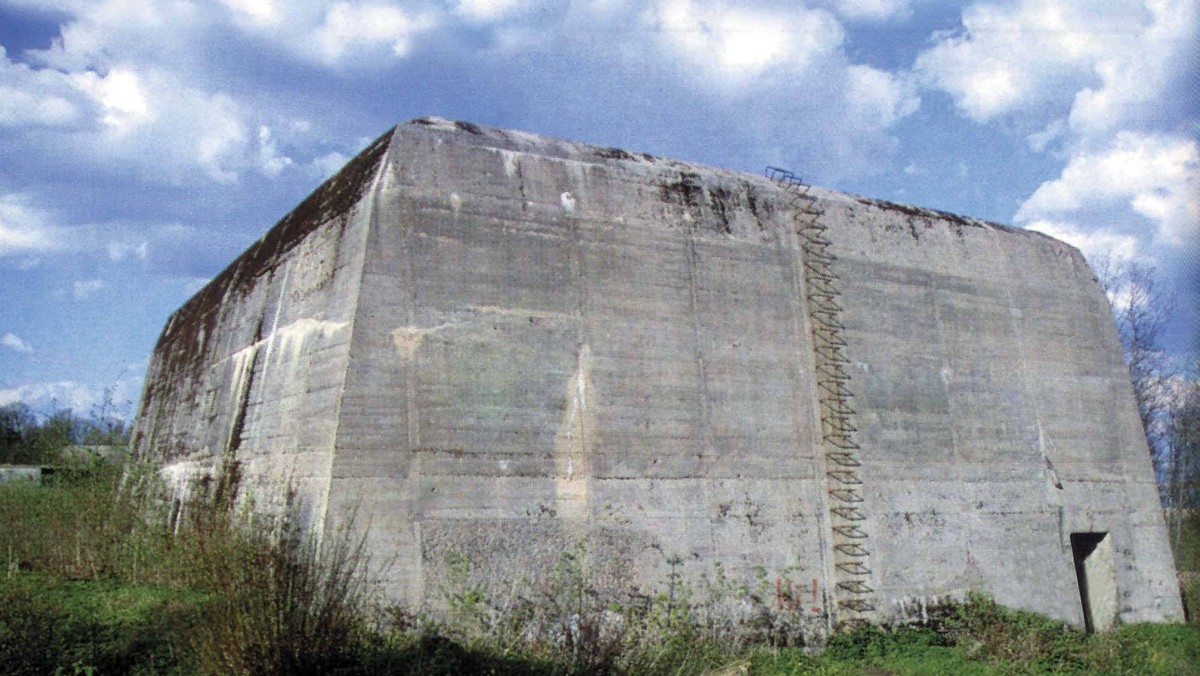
[1072,532,1118,632]
[132,118,1184,635]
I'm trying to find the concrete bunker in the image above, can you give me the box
[132,118,1185,637]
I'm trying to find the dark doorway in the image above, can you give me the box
[1071,532,1116,632]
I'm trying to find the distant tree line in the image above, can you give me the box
[0,401,129,465]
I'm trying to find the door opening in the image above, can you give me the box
[1071,532,1117,632]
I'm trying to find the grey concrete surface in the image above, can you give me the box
[132,118,1184,636]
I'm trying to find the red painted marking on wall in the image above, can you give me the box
[777,578,823,614]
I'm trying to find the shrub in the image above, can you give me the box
[934,591,1091,670]
[146,459,377,675]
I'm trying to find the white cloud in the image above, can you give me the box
[914,0,1177,125]
[1067,0,1198,135]
[106,240,149,262]
[0,85,79,127]
[1027,119,1066,152]
[456,0,529,22]
[1,4,309,184]
[257,125,294,177]
[0,46,87,128]
[310,151,350,179]
[919,1,1198,318]
[73,279,107,300]
[845,65,919,130]
[1024,219,1141,264]
[32,0,207,73]
[313,3,437,63]
[647,0,843,79]
[0,382,87,412]
[2,333,34,355]
[66,65,251,183]
[192,92,248,183]
[1017,132,1199,247]
[0,194,62,257]
[221,0,278,24]
[0,380,111,415]
[69,67,153,132]
[0,361,144,418]
[836,0,911,22]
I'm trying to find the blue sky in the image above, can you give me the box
[1,0,1197,420]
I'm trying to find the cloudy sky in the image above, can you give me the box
[1,0,1197,420]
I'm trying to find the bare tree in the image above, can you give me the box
[1092,254,1175,488]
[1152,358,1200,554]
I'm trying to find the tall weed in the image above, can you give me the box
[161,459,377,675]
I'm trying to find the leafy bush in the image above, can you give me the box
[935,591,1091,670]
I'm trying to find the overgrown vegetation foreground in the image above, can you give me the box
[0,458,1197,675]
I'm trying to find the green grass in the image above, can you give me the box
[2,461,1199,675]
[0,572,204,675]
[748,620,1200,675]
[1168,510,1200,626]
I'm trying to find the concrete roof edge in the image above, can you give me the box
[396,117,1069,249]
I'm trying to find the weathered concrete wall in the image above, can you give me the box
[825,195,1181,625]
[134,118,1184,635]
[133,132,391,525]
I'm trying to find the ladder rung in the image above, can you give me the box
[816,361,851,381]
[837,580,875,595]
[826,452,861,467]
[819,397,855,416]
[811,327,848,347]
[824,432,860,450]
[833,524,869,539]
[827,470,863,485]
[822,418,857,436]
[836,562,872,576]
[815,347,850,366]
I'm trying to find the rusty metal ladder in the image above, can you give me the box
[766,166,876,619]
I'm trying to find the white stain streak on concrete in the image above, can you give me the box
[224,317,349,372]
[555,344,592,522]
[275,318,349,362]
[159,458,209,533]
[225,343,259,451]
[499,149,519,178]
[450,192,462,217]
[160,459,203,501]
[560,191,576,212]
[391,324,450,360]
[220,317,350,454]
